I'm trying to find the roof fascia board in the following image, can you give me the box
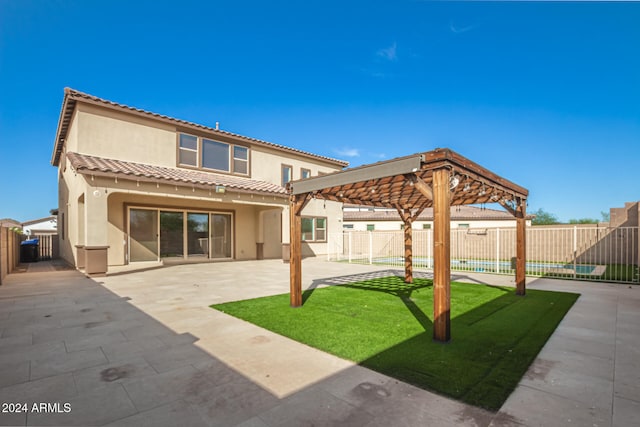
[291,155,423,195]
[425,149,528,197]
[56,89,348,168]
[74,168,288,198]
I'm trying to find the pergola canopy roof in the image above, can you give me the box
[289,148,528,213]
[288,148,529,342]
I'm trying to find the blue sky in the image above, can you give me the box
[1,0,638,222]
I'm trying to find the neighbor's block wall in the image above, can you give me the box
[0,227,21,285]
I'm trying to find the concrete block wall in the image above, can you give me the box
[0,227,21,285]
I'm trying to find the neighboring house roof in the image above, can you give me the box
[22,216,57,234]
[22,216,57,227]
[52,88,349,168]
[343,205,517,221]
[66,152,288,197]
[0,218,22,228]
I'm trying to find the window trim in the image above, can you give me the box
[176,132,250,177]
[202,138,231,173]
[281,164,293,187]
[301,216,327,243]
[233,146,249,175]
[178,133,199,167]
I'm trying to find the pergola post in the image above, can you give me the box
[433,169,451,342]
[515,202,527,296]
[289,195,305,307]
[402,212,413,284]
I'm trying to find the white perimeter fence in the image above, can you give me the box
[328,226,639,283]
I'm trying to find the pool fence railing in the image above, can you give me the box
[327,226,639,283]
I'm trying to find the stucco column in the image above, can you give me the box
[84,187,109,275]
[256,210,266,260]
[281,204,290,262]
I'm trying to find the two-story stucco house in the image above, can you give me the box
[51,88,347,275]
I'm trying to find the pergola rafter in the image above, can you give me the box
[288,148,528,342]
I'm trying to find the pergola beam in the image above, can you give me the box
[290,155,423,195]
[406,173,434,200]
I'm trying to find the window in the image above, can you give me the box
[422,223,432,229]
[301,168,311,179]
[179,134,198,166]
[458,223,470,229]
[301,217,327,242]
[178,133,249,176]
[282,164,293,187]
[202,139,229,171]
[233,146,248,175]
[400,224,405,230]
[366,224,375,231]
[343,224,354,230]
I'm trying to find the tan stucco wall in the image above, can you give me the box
[251,145,343,184]
[98,176,287,266]
[58,100,348,266]
[75,103,177,167]
[297,199,343,257]
[72,102,345,181]
[57,151,93,267]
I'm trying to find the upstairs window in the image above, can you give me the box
[178,133,249,176]
[179,134,198,167]
[202,139,229,172]
[233,146,248,175]
[301,168,311,179]
[282,164,292,187]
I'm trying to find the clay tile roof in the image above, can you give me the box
[66,152,288,197]
[52,88,349,168]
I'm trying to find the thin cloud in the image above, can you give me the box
[335,147,361,157]
[449,21,479,34]
[376,42,397,61]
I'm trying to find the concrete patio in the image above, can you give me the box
[0,258,638,426]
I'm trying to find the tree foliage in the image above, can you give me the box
[531,208,560,225]
[568,218,599,224]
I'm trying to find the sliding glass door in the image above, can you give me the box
[211,213,232,258]
[187,213,209,258]
[129,209,158,262]
[160,211,184,258]
[128,207,233,262]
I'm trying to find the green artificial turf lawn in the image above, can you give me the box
[212,277,578,411]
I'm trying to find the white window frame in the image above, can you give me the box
[301,216,327,242]
[177,133,250,176]
[178,133,199,167]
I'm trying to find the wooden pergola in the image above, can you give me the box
[288,148,528,342]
